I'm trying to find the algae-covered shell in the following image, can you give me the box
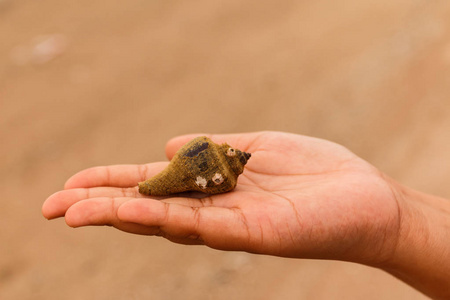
[138,136,251,196]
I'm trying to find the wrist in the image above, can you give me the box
[379,180,450,299]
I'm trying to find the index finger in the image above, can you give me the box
[64,162,168,189]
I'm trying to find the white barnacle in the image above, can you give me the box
[226,147,236,157]
[212,173,224,185]
[195,176,208,189]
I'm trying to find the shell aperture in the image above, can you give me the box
[138,136,251,196]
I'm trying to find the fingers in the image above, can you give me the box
[165,132,266,160]
[117,199,254,250]
[64,196,128,227]
[64,162,168,189]
[61,196,165,236]
[61,196,161,233]
[42,186,235,220]
[51,193,255,249]
[42,186,143,219]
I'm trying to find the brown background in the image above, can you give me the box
[1,0,450,299]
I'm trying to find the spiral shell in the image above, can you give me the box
[138,136,251,196]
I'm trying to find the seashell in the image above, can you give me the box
[138,136,251,196]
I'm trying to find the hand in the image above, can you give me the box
[43,131,450,299]
[42,131,401,265]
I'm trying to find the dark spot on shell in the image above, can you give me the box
[198,161,208,172]
[240,152,251,165]
[244,152,251,160]
[185,142,209,157]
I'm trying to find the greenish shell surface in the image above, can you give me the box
[138,136,251,196]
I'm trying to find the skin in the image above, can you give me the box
[42,131,450,299]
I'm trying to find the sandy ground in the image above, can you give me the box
[1,0,450,299]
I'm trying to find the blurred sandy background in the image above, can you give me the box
[1,0,450,299]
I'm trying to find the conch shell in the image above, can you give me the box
[138,136,251,196]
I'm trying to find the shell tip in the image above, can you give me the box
[244,152,251,160]
[138,181,150,195]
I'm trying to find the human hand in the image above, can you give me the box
[42,131,401,265]
[43,131,450,299]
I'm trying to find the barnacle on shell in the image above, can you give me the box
[138,136,251,196]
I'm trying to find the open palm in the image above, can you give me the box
[43,131,400,265]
